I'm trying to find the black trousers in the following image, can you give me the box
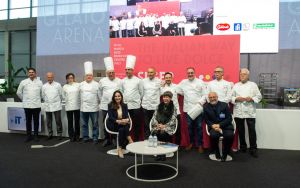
[154,130,171,143]
[129,108,141,141]
[179,28,185,36]
[46,111,63,136]
[175,115,181,145]
[235,118,257,150]
[24,108,41,137]
[113,31,119,38]
[121,29,127,38]
[66,110,80,139]
[210,129,234,156]
[127,29,134,37]
[107,123,130,149]
[142,108,155,139]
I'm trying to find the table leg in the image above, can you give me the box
[135,153,137,178]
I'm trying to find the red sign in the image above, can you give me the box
[110,35,240,83]
[216,23,231,31]
[136,1,180,16]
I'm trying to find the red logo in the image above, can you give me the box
[216,23,230,31]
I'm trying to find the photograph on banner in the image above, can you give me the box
[109,0,214,38]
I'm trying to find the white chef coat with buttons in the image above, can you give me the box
[99,77,122,111]
[126,18,134,30]
[231,81,262,118]
[42,81,63,112]
[177,15,187,28]
[79,80,101,112]
[62,82,80,111]
[141,77,161,110]
[121,76,143,110]
[207,79,232,103]
[161,83,180,115]
[17,78,43,109]
[177,78,207,113]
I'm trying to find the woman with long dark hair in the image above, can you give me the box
[150,91,177,161]
[107,90,133,158]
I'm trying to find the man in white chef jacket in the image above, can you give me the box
[161,72,181,146]
[142,67,161,139]
[120,17,127,38]
[80,61,101,144]
[100,57,122,147]
[17,68,43,142]
[177,67,207,153]
[207,66,232,104]
[177,11,187,36]
[111,16,120,38]
[232,68,262,157]
[126,14,135,37]
[42,72,63,140]
[121,55,143,141]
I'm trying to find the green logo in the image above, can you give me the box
[253,23,275,29]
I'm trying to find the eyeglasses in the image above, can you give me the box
[214,71,223,73]
[187,72,194,74]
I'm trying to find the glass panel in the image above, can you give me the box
[9,8,31,19]
[56,4,80,15]
[10,0,31,9]
[0,0,8,10]
[11,31,30,54]
[38,0,55,6]
[56,0,80,4]
[82,2,108,13]
[32,7,37,17]
[0,32,4,54]
[11,54,30,77]
[38,6,55,17]
[31,31,36,54]
[0,55,5,77]
[0,10,8,20]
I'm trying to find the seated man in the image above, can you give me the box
[204,92,234,162]
[150,91,177,161]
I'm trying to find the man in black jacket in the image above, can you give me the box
[204,92,234,161]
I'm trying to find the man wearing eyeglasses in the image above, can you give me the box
[207,66,232,104]
[177,67,207,153]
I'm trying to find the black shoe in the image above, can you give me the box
[58,135,63,140]
[250,149,258,158]
[70,137,75,142]
[47,135,53,140]
[239,148,247,153]
[102,139,111,147]
[25,136,33,143]
[221,154,227,162]
[155,156,162,161]
[83,138,89,143]
[161,155,166,161]
[93,139,99,145]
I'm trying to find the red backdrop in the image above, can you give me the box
[110,35,240,148]
[136,1,180,16]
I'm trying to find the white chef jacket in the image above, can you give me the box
[161,83,180,115]
[42,81,63,112]
[143,16,149,27]
[120,19,127,30]
[177,78,207,113]
[79,80,101,112]
[121,76,143,110]
[161,16,169,28]
[17,78,43,109]
[148,16,155,28]
[126,18,134,30]
[62,82,80,111]
[177,15,187,28]
[99,77,122,111]
[112,19,120,31]
[141,77,161,110]
[231,81,262,118]
[134,17,141,29]
[207,79,232,103]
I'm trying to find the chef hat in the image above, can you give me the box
[126,55,136,69]
[104,57,114,71]
[84,61,93,75]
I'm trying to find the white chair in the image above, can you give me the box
[149,117,178,158]
[206,115,236,162]
[104,114,132,155]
